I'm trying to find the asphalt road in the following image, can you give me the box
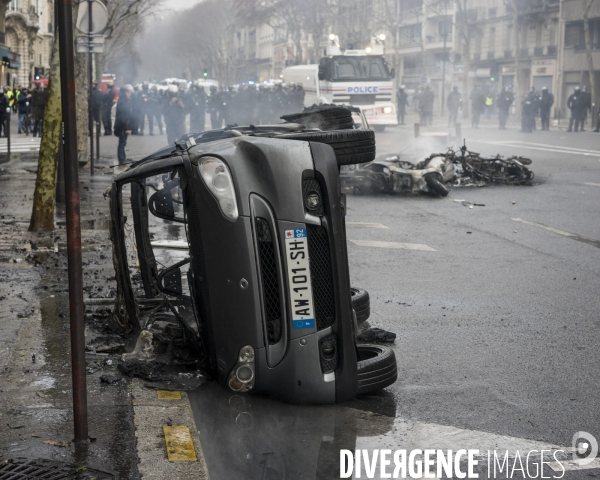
[351,122,600,443]
[49,119,599,478]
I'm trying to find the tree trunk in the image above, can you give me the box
[29,33,61,232]
[73,2,89,165]
[583,0,597,128]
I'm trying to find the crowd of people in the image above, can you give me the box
[107,80,306,165]
[397,82,597,133]
[0,84,47,137]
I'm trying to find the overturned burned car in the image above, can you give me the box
[108,109,398,404]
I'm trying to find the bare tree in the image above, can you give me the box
[98,0,160,78]
[454,0,478,118]
[29,27,61,231]
[373,0,430,90]
[170,0,237,84]
[235,0,339,66]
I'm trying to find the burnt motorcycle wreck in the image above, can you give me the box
[340,142,534,196]
[108,106,398,404]
[340,153,455,197]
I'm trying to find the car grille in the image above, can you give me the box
[307,224,335,330]
[255,217,283,344]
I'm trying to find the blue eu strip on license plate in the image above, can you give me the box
[284,228,315,330]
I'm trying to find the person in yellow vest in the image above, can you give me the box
[13,86,21,113]
[6,87,14,111]
[485,93,493,120]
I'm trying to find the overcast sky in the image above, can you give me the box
[163,0,204,11]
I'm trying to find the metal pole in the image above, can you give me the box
[441,0,447,118]
[88,0,94,175]
[56,141,65,204]
[96,118,100,161]
[57,0,89,443]
[6,110,10,157]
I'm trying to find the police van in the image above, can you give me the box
[282,34,397,131]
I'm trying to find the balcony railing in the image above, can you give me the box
[398,37,422,48]
[425,33,453,44]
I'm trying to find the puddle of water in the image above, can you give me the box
[188,382,396,480]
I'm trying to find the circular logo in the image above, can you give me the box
[305,191,321,211]
[572,431,598,466]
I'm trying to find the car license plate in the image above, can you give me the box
[284,228,315,329]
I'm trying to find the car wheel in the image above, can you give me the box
[356,344,398,395]
[351,287,370,325]
[281,105,355,131]
[425,174,449,197]
[277,129,376,166]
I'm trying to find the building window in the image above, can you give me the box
[398,24,421,47]
[535,22,543,47]
[565,22,584,49]
[8,0,18,11]
[489,27,496,54]
[438,19,451,37]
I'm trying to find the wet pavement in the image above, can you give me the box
[1,112,599,479]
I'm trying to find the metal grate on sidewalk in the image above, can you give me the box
[0,458,114,479]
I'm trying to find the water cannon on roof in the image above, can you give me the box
[326,33,342,56]
[325,33,387,56]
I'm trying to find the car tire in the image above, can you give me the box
[281,104,352,122]
[277,129,376,166]
[356,344,398,395]
[351,287,370,325]
[281,105,355,131]
[425,174,449,197]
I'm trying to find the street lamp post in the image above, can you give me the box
[441,0,448,118]
[88,0,94,175]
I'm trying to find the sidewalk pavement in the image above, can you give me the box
[0,128,207,478]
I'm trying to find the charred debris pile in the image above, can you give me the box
[340,142,534,197]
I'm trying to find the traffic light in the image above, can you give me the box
[490,77,495,82]
[34,67,44,80]
[203,69,208,78]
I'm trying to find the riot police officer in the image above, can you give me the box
[187,81,207,133]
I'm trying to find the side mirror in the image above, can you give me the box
[390,68,396,78]
[318,67,326,81]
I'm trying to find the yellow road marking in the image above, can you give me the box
[157,390,182,400]
[163,426,197,461]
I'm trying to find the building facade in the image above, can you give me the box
[4,0,53,88]
[231,0,595,122]
[559,0,600,116]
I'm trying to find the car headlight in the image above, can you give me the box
[228,345,255,392]
[198,156,238,221]
[383,106,392,114]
